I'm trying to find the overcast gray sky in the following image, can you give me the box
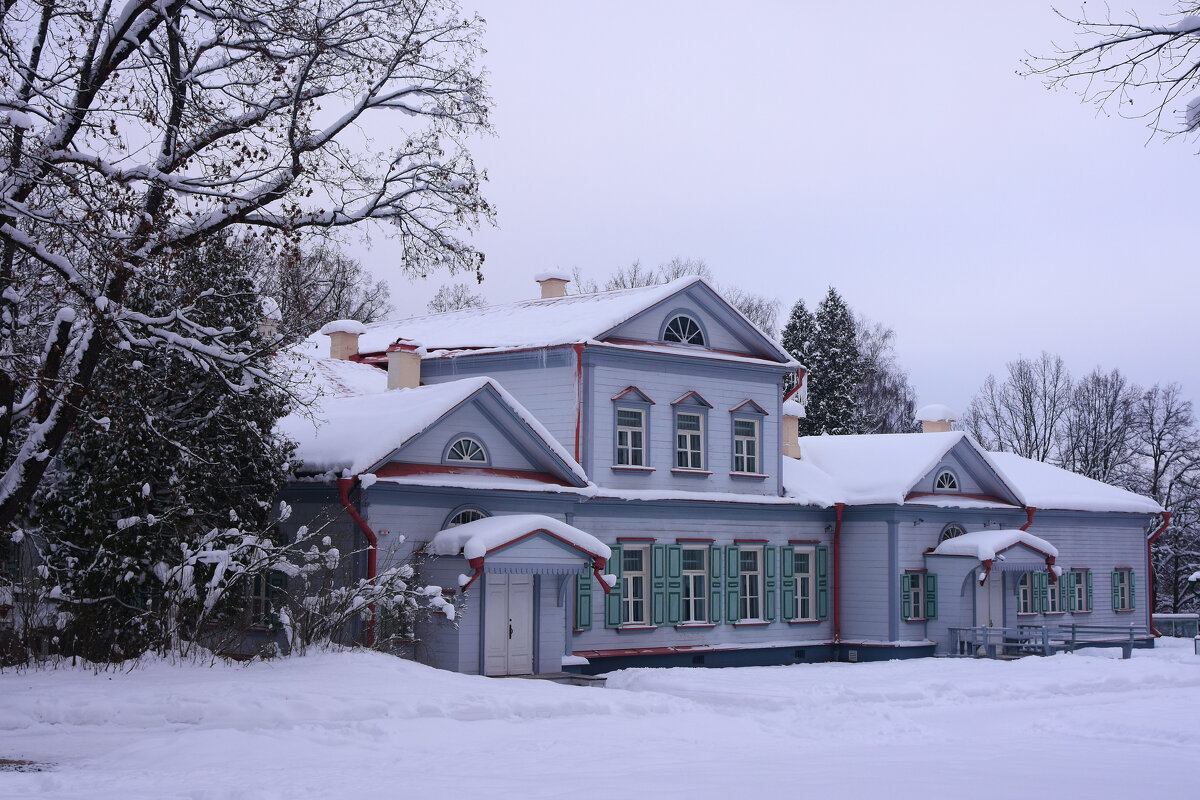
[355,1,1200,417]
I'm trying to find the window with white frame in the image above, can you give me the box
[680,547,708,623]
[738,547,763,621]
[1113,568,1133,611]
[904,573,925,620]
[732,418,760,473]
[1017,572,1034,614]
[663,314,705,346]
[1046,575,1062,613]
[446,437,487,463]
[1071,569,1091,612]
[445,508,488,528]
[933,469,959,491]
[793,547,816,621]
[938,523,966,543]
[615,407,646,467]
[621,547,649,625]
[675,412,704,470]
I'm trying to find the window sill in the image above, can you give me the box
[729,472,769,480]
[670,468,712,477]
[903,617,928,623]
[1016,612,1038,617]
[675,623,717,629]
[733,620,770,627]
[1071,610,1093,614]
[1044,612,1065,616]
[787,619,821,625]
[610,465,654,473]
[616,624,657,631]
[1115,609,1136,613]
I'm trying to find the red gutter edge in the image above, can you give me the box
[573,343,584,463]
[1020,506,1037,531]
[833,502,844,644]
[338,477,378,647]
[1147,511,1172,637]
[782,368,807,404]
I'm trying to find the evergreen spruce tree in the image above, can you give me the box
[31,237,294,661]
[780,298,816,397]
[809,288,864,435]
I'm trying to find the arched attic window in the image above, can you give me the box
[939,523,966,543]
[445,436,487,464]
[663,314,705,346]
[444,508,489,528]
[933,469,959,492]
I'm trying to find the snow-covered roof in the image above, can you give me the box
[985,452,1163,515]
[797,431,969,505]
[931,529,1058,561]
[308,276,792,364]
[278,339,388,403]
[914,403,956,422]
[277,375,587,482]
[429,514,610,561]
[319,319,368,336]
[781,457,843,507]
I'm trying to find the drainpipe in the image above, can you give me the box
[573,343,585,463]
[833,502,845,644]
[1020,506,1037,531]
[337,477,378,646]
[592,556,613,595]
[1147,511,1172,637]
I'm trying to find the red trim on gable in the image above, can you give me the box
[373,462,570,485]
[601,337,764,361]
[482,528,608,562]
[733,538,768,544]
[676,537,715,543]
[789,539,820,544]
[730,399,769,415]
[616,537,655,543]
[611,385,655,404]
[904,491,1012,504]
[670,390,713,408]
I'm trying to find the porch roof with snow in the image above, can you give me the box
[429,514,611,563]
[309,276,796,365]
[931,529,1059,561]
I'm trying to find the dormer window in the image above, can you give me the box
[933,469,959,492]
[663,314,705,346]
[446,436,487,464]
[939,523,966,543]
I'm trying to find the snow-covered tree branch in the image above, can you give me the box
[0,0,492,527]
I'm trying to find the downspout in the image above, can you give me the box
[338,477,378,646]
[573,343,585,463]
[1147,511,1172,637]
[1020,506,1037,531]
[592,556,613,595]
[833,502,844,644]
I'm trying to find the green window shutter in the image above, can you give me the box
[1031,573,1042,614]
[1129,570,1136,610]
[725,546,741,623]
[575,572,593,630]
[1110,570,1120,612]
[925,574,938,620]
[1064,572,1075,613]
[816,545,830,621]
[1086,570,1093,611]
[780,546,796,622]
[1039,572,1049,613]
[709,545,722,624]
[651,545,667,626]
[901,574,912,620]
[665,545,683,625]
[605,545,624,628]
[764,546,777,622]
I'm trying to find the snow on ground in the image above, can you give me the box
[2,640,1199,799]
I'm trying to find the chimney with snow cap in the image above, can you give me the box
[534,269,570,299]
[386,339,424,390]
[915,403,956,434]
[320,319,367,360]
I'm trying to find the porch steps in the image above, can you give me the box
[506,671,607,688]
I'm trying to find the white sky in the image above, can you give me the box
[352,1,1200,416]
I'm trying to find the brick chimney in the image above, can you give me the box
[386,339,423,390]
[320,319,367,360]
[915,403,956,433]
[534,270,570,299]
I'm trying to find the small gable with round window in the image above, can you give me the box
[933,468,959,492]
[661,313,706,346]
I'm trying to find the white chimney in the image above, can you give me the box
[782,396,805,459]
[534,269,570,299]
[320,319,367,361]
[386,339,423,390]
[915,403,957,434]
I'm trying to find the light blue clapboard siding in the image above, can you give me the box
[923,555,980,654]
[838,521,891,642]
[393,401,547,472]
[605,298,748,355]
[589,358,782,496]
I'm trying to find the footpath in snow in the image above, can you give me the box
[1,639,1199,799]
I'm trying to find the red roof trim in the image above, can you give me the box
[730,398,769,415]
[373,462,569,485]
[904,491,1012,504]
[670,390,713,408]
[612,385,655,404]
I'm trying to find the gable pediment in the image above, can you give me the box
[911,439,1021,506]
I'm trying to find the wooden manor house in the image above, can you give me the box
[278,274,1167,675]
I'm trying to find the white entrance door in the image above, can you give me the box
[483,573,535,677]
[975,571,1004,627]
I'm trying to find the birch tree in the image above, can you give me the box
[0,0,491,529]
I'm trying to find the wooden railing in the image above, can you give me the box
[948,623,1149,660]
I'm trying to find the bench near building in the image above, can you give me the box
[278,275,1167,675]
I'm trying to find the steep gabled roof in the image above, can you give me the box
[277,376,588,484]
[986,452,1162,515]
[314,276,794,364]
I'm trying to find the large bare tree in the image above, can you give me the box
[963,352,1072,461]
[0,0,491,527]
